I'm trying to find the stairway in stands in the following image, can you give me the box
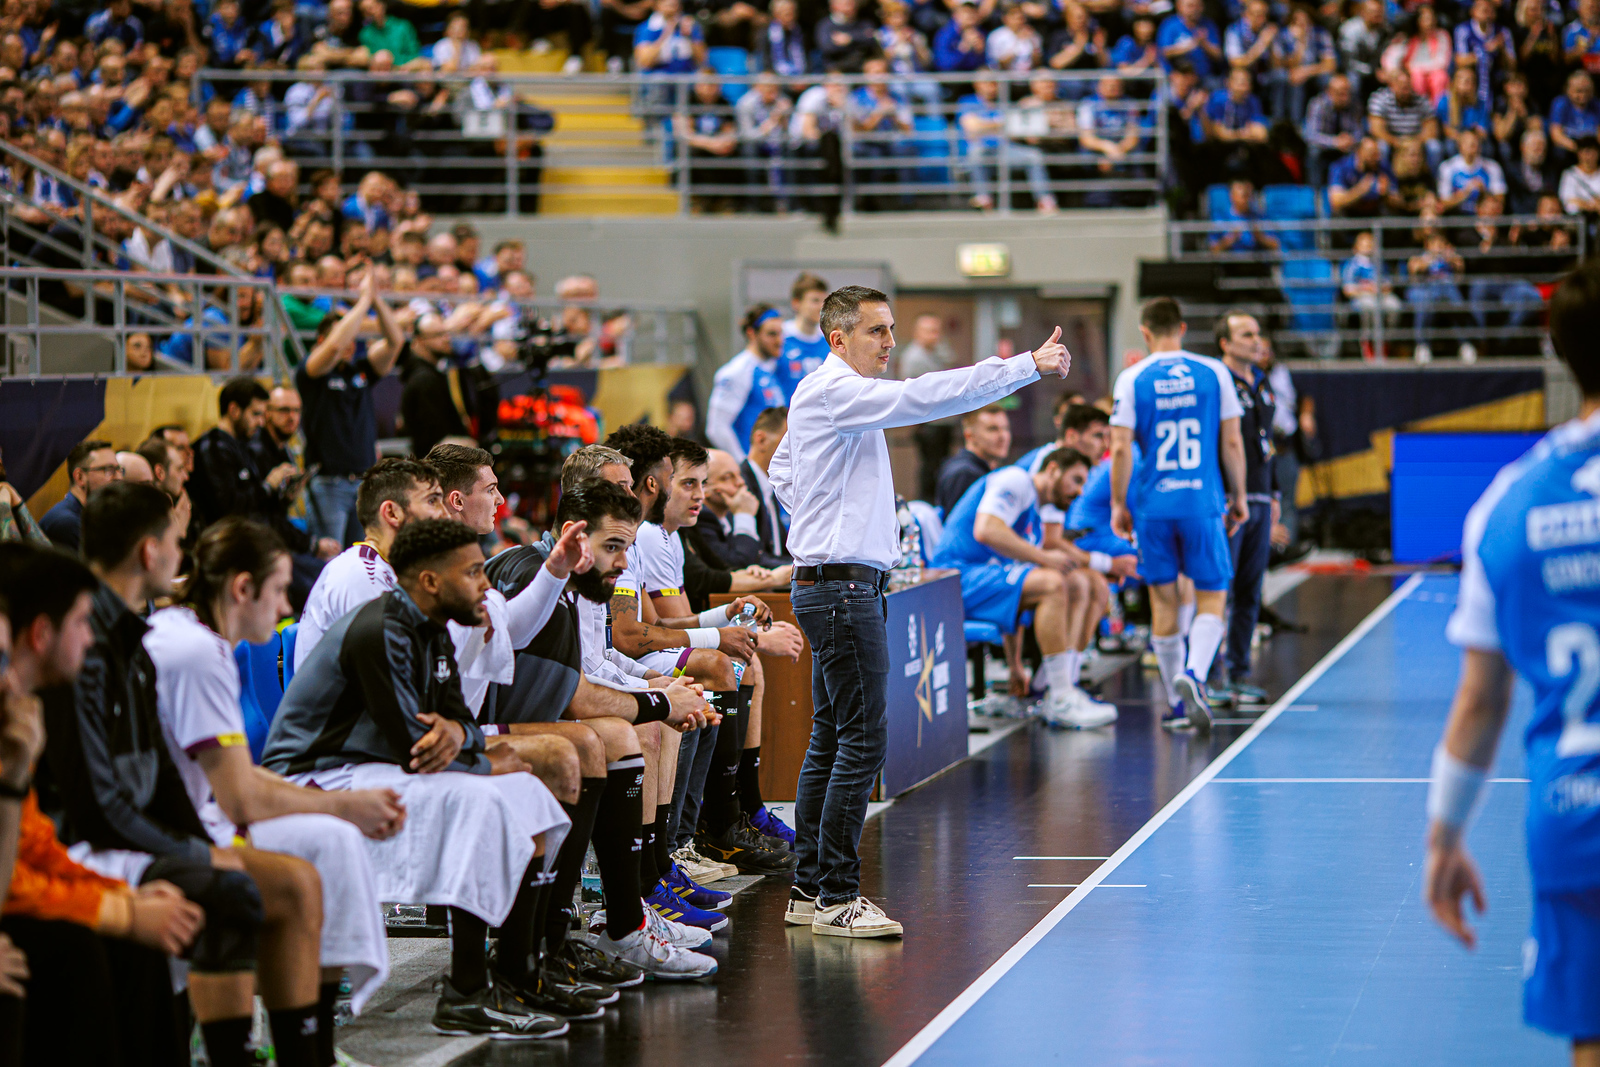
[493,49,678,216]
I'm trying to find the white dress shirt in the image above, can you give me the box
[770,351,1041,571]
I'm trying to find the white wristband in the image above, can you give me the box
[1427,745,1488,830]
[687,627,721,649]
[697,605,732,628]
[1089,551,1112,574]
[480,724,502,737]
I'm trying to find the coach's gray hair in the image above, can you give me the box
[561,444,631,494]
[819,285,889,341]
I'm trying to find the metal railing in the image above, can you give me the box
[1167,212,1584,359]
[0,139,308,376]
[196,68,1167,216]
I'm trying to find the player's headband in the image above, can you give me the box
[755,309,781,327]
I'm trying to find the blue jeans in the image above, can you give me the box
[307,473,359,547]
[1226,501,1274,680]
[970,141,1051,206]
[790,578,890,907]
[1468,278,1544,331]
[1407,281,1462,346]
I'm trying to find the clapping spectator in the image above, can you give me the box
[685,74,740,212]
[1551,71,1600,170]
[1225,0,1280,116]
[1492,73,1534,164]
[256,0,309,69]
[1047,1,1106,91]
[878,2,940,111]
[1515,0,1563,106]
[1304,72,1362,187]
[1382,4,1450,104]
[1566,0,1600,73]
[935,2,989,74]
[850,56,916,209]
[1438,127,1505,215]
[1275,3,1335,126]
[1208,177,1279,252]
[1559,137,1600,246]
[1077,71,1151,205]
[1437,66,1489,147]
[816,0,877,73]
[86,0,143,51]
[1202,67,1270,182]
[1407,231,1468,362]
[1329,134,1400,217]
[635,0,707,77]
[1158,0,1223,87]
[203,0,255,69]
[1110,14,1159,77]
[1453,0,1514,117]
[1341,230,1401,360]
[988,3,1044,73]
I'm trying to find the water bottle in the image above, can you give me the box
[580,844,603,902]
[895,496,922,583]
[729,603,759,685]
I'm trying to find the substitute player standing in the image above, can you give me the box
[1427,260,1600,1063]
[1109,297,1248,733]
[771,285,1069,938]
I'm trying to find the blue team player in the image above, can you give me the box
[1428,260,1600,1061]
[1109,297,1249,732]
[776,272,831,398]
[931,447,1119,728]
[706,304,789,461]
[1016,402,1111,546]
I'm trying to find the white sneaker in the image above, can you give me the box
[561,54,584,73]
[673,843,736,883]
[594,925,717,981]
[784,888,816,926]
[1414,342,1432,364]
[1038,689,1116,729]
[1458,341,1478,363]
[643,902,713,949]
[811,896,903,939]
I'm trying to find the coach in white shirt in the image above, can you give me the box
[769,285,1068,938]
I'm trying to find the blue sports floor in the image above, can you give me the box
[887,573,1569,1067]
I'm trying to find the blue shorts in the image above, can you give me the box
[1134,515,1233,591]
[957,561,1034,635]
[1526,888,1600,1040]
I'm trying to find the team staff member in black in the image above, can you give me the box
[770,286,1069,938]
[296,268,407,547]
[36,483,327,1067]
[1214,310,1279,706]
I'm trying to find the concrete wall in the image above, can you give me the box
[460,208,1167,379]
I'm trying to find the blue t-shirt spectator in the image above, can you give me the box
[634,13,705,74]
[1340,251,1384,291]
[1077,92,1154,143]
[1551,94,1600,142]
[956,93,1003,149]
[934,18,987,72]
[1328,152,1395,211]
[159,306,232,368]
[1210,199,1269,250]
[205,13,254,67]
[86,7,143,50]
[1110,33,1152,67]
[1157,13,1222,79]
[1205,90,1265,133]
[1436,94,1489,134]
[1563,20,1600,67]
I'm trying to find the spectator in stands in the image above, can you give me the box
[1225,0,1281,118]
[203,0,255,69]
[1457,0,1515,115]
[1492,73,1535,164]
[1438,128,1506,215]
[304,0,370,69]
[1329,134,1400,218]
[816,0,878,73]
[430,12,481,72]
[1078,72,1151,206]
[1159,0,1223,87]
[635,0,707,79]
[116,450,154,484]
[1111,14,1160,78]
[1466,194,1546,351]
[1551,71,1600,170]
[685,74,741,212]
[124,332,155,373]
[1560,137,1600,245]
[934,2,988,74]
[1341,230,1401,360]
[850,56,916,210]
[1368,69,1431,157]
[248,159,297,232]
[1391,138,1434,213]
[935,405,1012,515]
[760,0,810,80]
[736,74,794,209]
[1208,178,1279,252]
[1509,128,1557,213]
[1338,0,1386,98]
[257,0,309,69]
[521,0,594,74]
[1383,4,1450,105]
[1204,65,1269,151]
[959,73,1058,213]
[1407,231,1468,362]
[1437,66,1490,148]
[400,313,469,458]
[1566,0,1600,73]
[1276,3,1336,126]
[1045,1,1105,93]
[1015,73,1079,168]
[988,2,1044,73]
[86,0,144,51]
[358,0,420,68]
[1304,72,1363,187]
[39,440,119,551]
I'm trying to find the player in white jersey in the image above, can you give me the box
[293,458,449,671]
[143,518,402,1027]
[1428,262,1600,1060]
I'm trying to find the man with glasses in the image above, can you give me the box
[40,440,121,551]
[252,386,309,525]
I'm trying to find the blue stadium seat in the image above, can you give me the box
[1280,257,1338,333]
[1262,184,1317,251]
[281,622,299,692]
[706,47,751,104]
[1204,183,1230,221]
[910,115,953,186]
[235,632,284,762]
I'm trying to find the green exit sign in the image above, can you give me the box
[958,243,1010,278]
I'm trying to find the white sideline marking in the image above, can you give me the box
[1026,883,1146,889]
[1214,777,1529,784]
[1013,856,1110,861]
[878,572,1426,1067]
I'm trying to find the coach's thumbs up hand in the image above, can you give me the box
[1031,327,1070,379]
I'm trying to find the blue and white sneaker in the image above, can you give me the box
[1161,700,1189,729]
[748,806,795,849]
[645,881,729,933]
[1173,670,1212,733]
[665,863,732,912]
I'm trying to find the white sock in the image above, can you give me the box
[1177,601,1196,638]
[1042,651,1075,694]
[1186,613,1226,681]
[1152,634,1186,707]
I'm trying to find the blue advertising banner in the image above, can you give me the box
[881,572,968,797]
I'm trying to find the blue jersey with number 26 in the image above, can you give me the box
[1449,414,1600,893]
[1109,351,1242,522]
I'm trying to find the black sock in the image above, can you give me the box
[449,908,489,994]
[268,1004,319,1067]
[200,1016,254,1067]
[593,756,645,935]
[545,778,603,951]
[640,821,660,888]
[315,982,339,1067]
[739,746,763,816]
[654,803,673,875]
[493,869,553,985]
[703,687,749,835]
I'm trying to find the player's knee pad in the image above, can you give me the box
[143,856,263,972]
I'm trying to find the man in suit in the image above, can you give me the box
[740,406,790,563]
[698,449,788,570]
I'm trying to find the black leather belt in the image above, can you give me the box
[793,564,887,587]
